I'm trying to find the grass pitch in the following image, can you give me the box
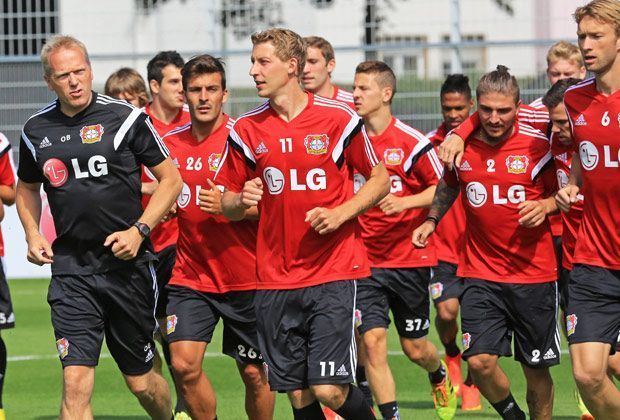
[5,278,586,419]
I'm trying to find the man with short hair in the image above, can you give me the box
[164,54,274,420]
[413,66,559,420]
[353,60,457,420]
[426,74,481,412]
[217,28,389,420]
[302,36,354,107]
[556,1,620,417]
[143,50,191,417]
[16,35,182,419]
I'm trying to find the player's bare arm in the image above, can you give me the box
[306,162,389,235]
[0,185,16,206]
[141,179,159,196]
[16,180,54,265]
[104,157,182,260]
[556,154,582,213]
[204,179,259,219]
[378,185,437,216]
[437,133,465,169]
[412,178,459,248]
[518,197,557,228]
[222,177,264,221]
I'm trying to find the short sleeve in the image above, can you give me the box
[452,112,480,141]
[344,126,380,178]
[411,147,442,188]
[0,152,15,187]
[215,135,256,193]
[17,132,45,183]
[127,115,169,168]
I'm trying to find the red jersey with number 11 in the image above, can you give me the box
[216,93,379,290]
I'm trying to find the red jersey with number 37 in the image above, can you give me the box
[358,118,441,268]
[216,93,379,290]
[141,105,191,252]
[443,123,557,283]
[165,115,258,293]
[564,78,620,270]
[427,124,466,265]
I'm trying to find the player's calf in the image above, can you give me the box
[123,369,172,420]
[310,383,375,420]
[61,366,95,420]
[521,365,553,420]
[237,362,274,420]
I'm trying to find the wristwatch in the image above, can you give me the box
[133,222,151,238]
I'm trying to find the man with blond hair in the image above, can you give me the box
[556,1,620,418]
[16,35,182,420]
[217,28,389,419]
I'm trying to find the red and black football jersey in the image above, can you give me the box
[0,133,15,257]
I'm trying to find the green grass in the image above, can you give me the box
[4,278,584,419]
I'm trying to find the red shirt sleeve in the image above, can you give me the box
[345,126,380,178]
[411,147,441,188]
[214,136,256,193]
[452,113,480,142]
[0,152,15,186]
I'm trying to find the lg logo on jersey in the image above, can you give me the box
[579,141,620,170]
[466,182,525,207]
[43,155,108,187]
[263,167,326,195]
[354,174,402,194]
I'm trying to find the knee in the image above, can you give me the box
[573,364,607,392]
[63,371,92,402]
[362,330,387,361]
[402,339,426,363]
[171,356,201,384]
[467,354,496,377]
[240,363,266,389]
[125,374,151,398]
[311,384,347,408]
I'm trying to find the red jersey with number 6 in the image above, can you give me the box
[358,118,441,268]
[564,78,620,270]
[443,122,557,283]
[216,93,379,290]
[164,116,257,293]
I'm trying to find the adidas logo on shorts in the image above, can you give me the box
[336,364,349,376]
[543,348,557,360]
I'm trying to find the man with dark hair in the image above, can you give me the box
[16,35,182,419]
[302,36,354,106]
[164,54,274,420]
[217,28,388,420]
[353,60,457,420]
[556,1,620,417]
[413,66,559,420]
[426,74,481,412]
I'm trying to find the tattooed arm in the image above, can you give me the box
[411,177,460,248]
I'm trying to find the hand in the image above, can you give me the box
[239,178,263,208]
[199,179,223,215]
[26,232,54,265]
[162,202,177,222]
[412,220,436,248]
[556,185,580,213]
[305,207,346,235]
[378,194,406,215]
[438,133,465,170]
[103,227,144,260]
[517,200,547,228]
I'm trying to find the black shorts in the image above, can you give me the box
[47,261,158,375]
[165,285,262,365]
[254,280,357,391]
[558,267,571,314]
[154,245,177,319]
[553,235,563,276]
[460,279,560,368]
[0,259,14,330]
[566,264,620,351]
[357,267,430,339]
[430,261,464,304]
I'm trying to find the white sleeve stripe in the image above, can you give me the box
[113,107,145,151]
[162,122,191,139]
[564,103,575,136]
[145,119,170,157]
[531,150,553,181]
[20,131,37,162]
[229,128,256,164]
[331,115,363,165]
[213,142,230,180]
[361,126,379,166]
[7,149,16,177]
[314,96,357,117]
[427,147,444,179]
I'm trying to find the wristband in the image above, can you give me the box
[425,215,440,226]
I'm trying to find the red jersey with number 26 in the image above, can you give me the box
[358,118,441,268]
[443,123,557,283]
[564,78,620,270]
[216,93,379,290]
[165,115,258,293]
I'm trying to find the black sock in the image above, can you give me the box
[491,393,526,420]
[292,400,325,420]
[464,370,474,386]
[378,401,400,419]
[0,336,6,408]
[356,365,374,408]
[428,362,446,385]
[334,384,375,420]
[444,340,460,358]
